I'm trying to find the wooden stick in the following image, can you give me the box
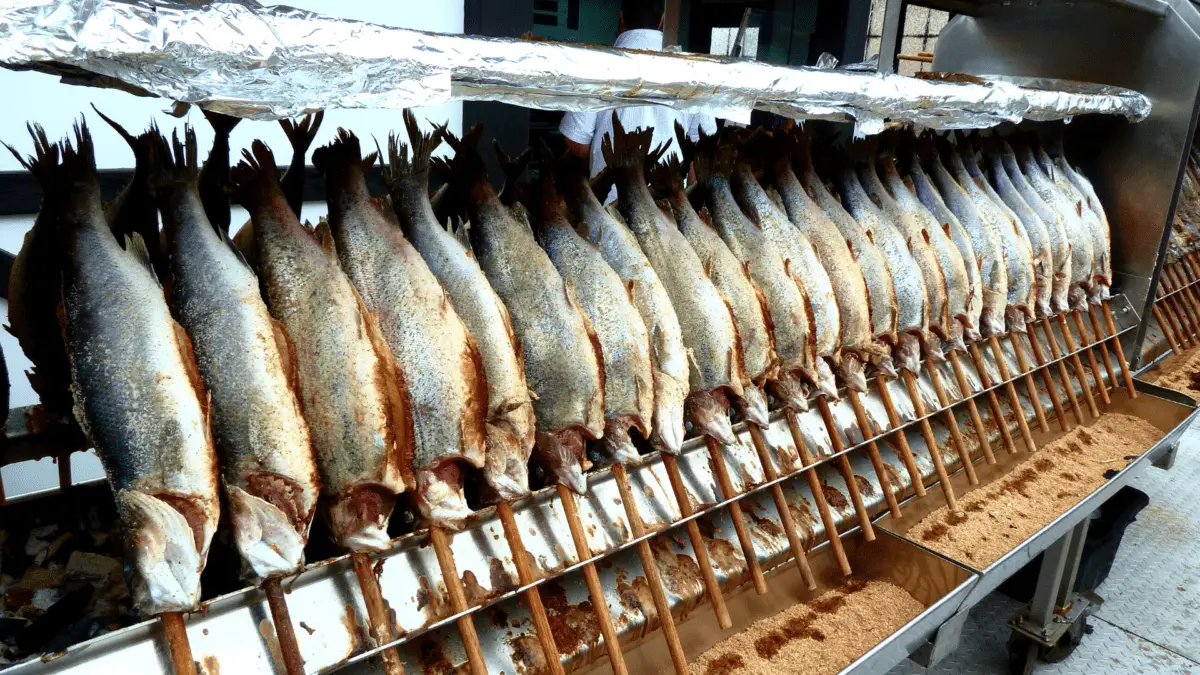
[783,408,852,576]
[556,484,629,675]
[946,351,997,465]
[427,528,487,675]
[746,423,819,589]
[57,451,71,492]
[899,370,961,513]
[659,454,732,628]
[1101,300,1138,399]
[1166,268,1200,339]
[496,501,565,675]
[844,389,902,518]
[1154,303,1181,353]
[1159,286,1192,347]
[1007,333,1051,433]
[987,336,1038,453]
[161,612,196,675]
[1039,320,1086,427]
[1021,326,1070,432]
[263,578,305,675]
[814,396,875,541]
[966,343,1020,455]
[1072,312,1111,405]
[350,552,405,675]
[704,436,769,594]
[874,375,927,495]
[1056,315,1100,419]
[610,464,689,675]
[1170,266,1200,335]
[926,363,978,485]
[1085,306,1118,397]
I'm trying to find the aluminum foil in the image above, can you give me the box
[0,0,1152,130]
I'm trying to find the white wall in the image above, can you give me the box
[0,0,465,498]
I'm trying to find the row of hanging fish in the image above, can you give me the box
[1169,141,1200,261]
[3,108,1110,618]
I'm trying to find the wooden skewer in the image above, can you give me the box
[1154,303,1182,354]
[1086,306,1118,397]
[966,343,1020,455]
[556,484,629,675]
[427,527,487,675]
[784,408,852,576]
[1169,266,1200,334]
[350,552,405,675]
[874,375,927,495]
[263,578,305,675]
[57,451,71,492]
[1006,333,1051,433]
[1021,325,1070,432]
[704,436,769,594]
[987,336,1038,453]
[945,351,997,465]
[1055,315,1100,419]
[496,501,565,675]
[1157,286,1190,349]
[610,464,689,675]
[745,423,819,589]
[899,369,961,513]
[1101,299,1138,399]
[1072,312,1111,405]
[814,396,875,541]
[844,388,902,518]
[926,363,978,485]
[1039,319,1086,427]
[1165,269,1200,339]
[660,454,732,628]
[161,612,197,675]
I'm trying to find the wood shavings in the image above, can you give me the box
[1142,346,1200,396]
[908,413,1161,567]
[689,580,924,675]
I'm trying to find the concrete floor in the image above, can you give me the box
[888,422,1200,675]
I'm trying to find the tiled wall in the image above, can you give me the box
[864,2,950,76]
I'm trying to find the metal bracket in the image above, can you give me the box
[908,604,970,667]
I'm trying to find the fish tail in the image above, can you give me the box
[202,109,242,138]
[483,421,532,502]
[384,109,440,188]
[439,122,488,192]
[600,110,664,174]
[5,122,61,195]
[149,125,201,191]
[495,137,533,207]
[645,129,687,198]
[279,111,323,159]
[312,128,376,178]
[691,131,736,184]
[230,141,283,207]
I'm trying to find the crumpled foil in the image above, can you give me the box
[0,0,1152,130]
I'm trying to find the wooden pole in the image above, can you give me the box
[1072,312,1111,405]
[1020,326,1070,432]
[1101,299,1138,399]
[263,578,305,675]
[1154,303,1181,354]
[987,336,1038,453]
[610,464,689,675]
[1007,333,1051,433]
[1086,306,1118,394]
[900,370,961,513]
[427,527,487,675]
[874,375,927,495]
[845,389,902,518]
[745,424,819,589]
[1170,266,1200,336]
[660,454,732,628]
[704,436,769,594]
[350,552,405,675]
[926,364,978,485]
[966,343,1019,455]
[496,501,565,675]
[946,351,997,465]
[1159,286,1191,347]
[784,408,852,576]
[814,396,875,541]
[161,612,197,675]
[1165,268,1200,339]
[556,484,629,675]
[1040,319,1086,427]
[1055,315,1100,419]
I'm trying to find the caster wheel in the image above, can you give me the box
[1007,635,1038,675]
[1007,618,1090,673]
[1042,617,1087,663]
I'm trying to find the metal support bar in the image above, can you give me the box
[878,0,905,73]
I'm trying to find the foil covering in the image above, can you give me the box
[0,0,1152,130]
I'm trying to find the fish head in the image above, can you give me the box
[483,421,533,503]
[327,483,398,553]
[601,419,642,466]
[536,429,590,495]
[116,489,206,615]
[685,389,737,446]
[735,383,771,428]
[869,353,899,381]
[894,332,923,375]
[226,484,307,580]
[837,354,868,394]
[416,462,475,531]
[650,375,688,455]
[769,371,811,413]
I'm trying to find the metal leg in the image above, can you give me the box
[909,605,970,668]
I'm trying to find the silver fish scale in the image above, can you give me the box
[987,152,1055,318]
[1053,154,1112,291]
[1018,147,1094,303]
[999,145,1072,314]
[964,150,1038,317]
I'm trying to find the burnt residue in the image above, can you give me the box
[258,618,284,673]
[201,655,220,675]
[705,652,745,675]
[881,464,904,493]
[705,537,745,579]
[508,634,549,674]
[461,569,490,606]
[854,475,875,497]
[822,485,849,510]
[649,537,702,602]
[417,636,456,675]
[342,605,367,657]
[787,502,817,549]
[416,575,446,623]
[488,605,510,629]
[299,621,315,635]
[629,577,659,630]
[746,507,784,541]
[489,558,518,595]
[539,579,601,658]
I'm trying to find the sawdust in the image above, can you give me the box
[910,413,1160,567]
[1142,346,1200,396]
[689,580,923,675]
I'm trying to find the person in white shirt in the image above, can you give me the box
[559,0,717,202]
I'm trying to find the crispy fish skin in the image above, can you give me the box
[156,128,318,580]
[604,118,745,441]
[388,114,534,504]
[538,162,653,464]
[733,159,841,398]
[234,141,411,553]
[91,108,167,281]
[1016,143,1094,311]
[929,150,1010,338]
[561,160,688,455]
[49,123,219,615]
[445,128,603,494]
[985,150,1054,319]
[316,130,485,530]
[650,151,775,422]
[1047,147,1111,300]
[908,156,984,342]
[837,162,928,373]
[997,141,1072,314]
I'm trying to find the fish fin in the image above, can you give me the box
[568,282,606,434]
[230,140,283,207]
[600,111,662,173]
[202,109,242,137]
[704,256,713,278]
[314,217,338,261]
[354,290,416,493]
[312,127,376,176]
[626,279,636,304]
[170,317,210,429]
[125,234,159,283]
[697,205,714,227]
[691,130,735,183]
[269,316,300,393]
